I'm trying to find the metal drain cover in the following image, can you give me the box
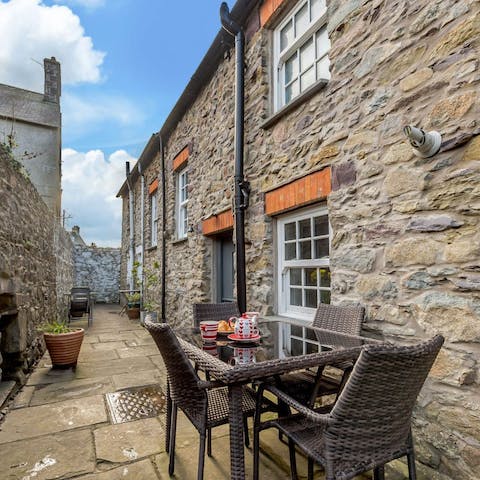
[105,384,166,424]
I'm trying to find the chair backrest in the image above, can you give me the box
[313,304,364,336]
[144,320,206,412]
[326,335,444,478]
[192,302,240,327]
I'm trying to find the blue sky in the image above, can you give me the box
[0,0,226,245]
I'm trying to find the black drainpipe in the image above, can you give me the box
[220,2,249,314]
[159,134,167,323]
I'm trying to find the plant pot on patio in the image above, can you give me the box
[42,321,84,367]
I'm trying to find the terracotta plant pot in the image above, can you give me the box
[44,328,84,367]
[126,307,140,319]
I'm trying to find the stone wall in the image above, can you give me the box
[0,145,56,384]
[55,225,74,319]
[120,1,480,478]
[74,246,120,303]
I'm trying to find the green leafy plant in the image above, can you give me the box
[126,292,141,304]
[142,261,160,312]
[40,320,71,334]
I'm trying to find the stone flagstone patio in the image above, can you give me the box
[0,304,341,479]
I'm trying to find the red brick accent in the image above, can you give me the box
[202,209,234,236]
[265,168,331,216]
[260,0,287,27]
[173,146,189,171]
[148,178,159,194]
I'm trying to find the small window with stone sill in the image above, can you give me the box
[273,0,330,112]
[176,167,189,240]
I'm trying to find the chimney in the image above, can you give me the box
[44,57,61,103]
[72,225,80,235]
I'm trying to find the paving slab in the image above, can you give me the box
[112,371,164,390]
[0,429,95,479]
[0,394,107,443]
[77,349,120,362]
[30,376,114,406]
[125,336,155,347]
[94,417,164,463]
[116,345,160,358]
[11,385,35,409]
[76,459,160,479]
[75,356,157,379]
[97,332,141,342]
[26,367,77,386]
[91,341,128,351]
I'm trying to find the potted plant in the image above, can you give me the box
[126,291,141,319]
[41,320,84,368]
[140,261,160,324]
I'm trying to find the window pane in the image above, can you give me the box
[316,56,331,80]
[306,342,319,354]
[305,268,317,286]
[291,338,303,356]
[315,27,330,58]
[285,53,298,85]
[285,79,299,103]
[290,268,302,286]
[280,20,293,51]
[305,289,317,308]
[299,219,311,239]
[300,240,312,259]
[310,0,326,20]
[320,290,331,304]
[305,327,316,340]
[291,324,303,337]
[314,215,329,236]
[314,238,329,258]
[301,66,316,91]
[285,222,296,241]
[294,3,309,38]
[319,268,330,287]
[300,38,315,71]
[290,288,303,306]
[285,242,296,260]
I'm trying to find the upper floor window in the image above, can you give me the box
[176,167,189,239]
[273,0,330,111]
[151,190,158,247]
[277,205,330,320]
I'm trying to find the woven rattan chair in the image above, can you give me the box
[279,304,365,406]
[68,286,93,327]
[144,320,257,480]
[254,335,444,480]
[192,302,240,328]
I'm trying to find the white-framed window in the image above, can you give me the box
[176,167,189,239]
[277,205,330,320]
[151,190,158,247]
[273,0,330,111]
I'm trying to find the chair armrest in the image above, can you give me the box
[197,379,225,390]
[264,384,331,425]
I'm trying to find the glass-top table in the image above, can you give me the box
[180,318,374,367]
[175,318,379,480]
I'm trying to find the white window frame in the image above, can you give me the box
[273,0,330,111]
[176,167,189,239]
[150,190,158,247]
[277,205,330,321]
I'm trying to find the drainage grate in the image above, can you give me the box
[105,384,166,424]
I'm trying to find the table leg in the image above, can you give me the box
[228,384,245,480]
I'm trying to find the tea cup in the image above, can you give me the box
[199,320,218,342]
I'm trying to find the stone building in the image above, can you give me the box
[0,57,62,218]
[117,1,480,478]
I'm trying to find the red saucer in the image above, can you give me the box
[227,333,261,343]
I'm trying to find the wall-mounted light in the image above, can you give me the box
[187,225,194,233]
[403,125,442,158]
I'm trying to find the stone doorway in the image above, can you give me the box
[0,276,20,382]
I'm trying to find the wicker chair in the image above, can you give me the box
[254,335,444,480]
[68,286,93,327]
[192,302,240,328]
[279,304,365,406]
[144,320,257,480]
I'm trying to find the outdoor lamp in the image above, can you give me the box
[403,125,442,158]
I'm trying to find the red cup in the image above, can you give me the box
[200,321,218,342]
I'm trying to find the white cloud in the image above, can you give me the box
[62,148,135,246]
[54,0,105,9]
[62,92,144,135]
[0,0,105,92]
